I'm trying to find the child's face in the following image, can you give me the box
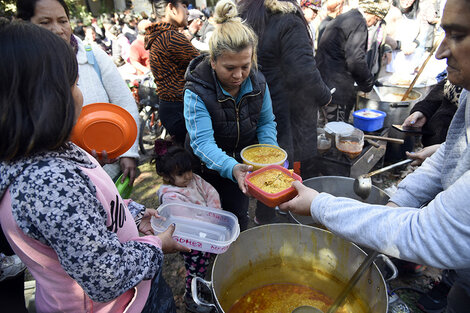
[172,171,193,187]
[72,80,83,124]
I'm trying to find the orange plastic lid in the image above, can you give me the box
[70,102,137,159]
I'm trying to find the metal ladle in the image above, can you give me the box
[292,251,379,313]
[353,159,413,199]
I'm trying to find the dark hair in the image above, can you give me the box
[238,0,312,45]
[0,21,78,161]
[149,0,189,18]
[392,0,419,19]
[16,0,70,20]
[153,145,193,183]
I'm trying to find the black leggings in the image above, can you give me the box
[158,99,187,145]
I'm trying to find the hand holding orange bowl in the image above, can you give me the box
[70,103,137,159]
[245,165,302,207]
[240,144,287,171]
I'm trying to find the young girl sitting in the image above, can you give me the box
[0,20,189,313]
[153,140,220,313]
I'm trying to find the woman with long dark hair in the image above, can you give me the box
[16,0,141,186]
[0,20,188,313]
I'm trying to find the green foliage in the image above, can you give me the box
[1,0,17,18]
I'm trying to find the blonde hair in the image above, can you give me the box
[209,0,258,70]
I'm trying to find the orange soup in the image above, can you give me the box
[243,146,285,165]
[249,169,294,194]
[228,283,348,313]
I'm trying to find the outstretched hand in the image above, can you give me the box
[91,150,118,166]
[402,111,427,128]
[157,224,191,254]
[138,209,163,235]
[278,181,319,216]
[232,163,253,194]
[406,144,440,166]
[119,157,137,186]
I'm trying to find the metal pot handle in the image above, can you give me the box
[191,276,216,308]
[389,103,410,108]
[376,254,398,281]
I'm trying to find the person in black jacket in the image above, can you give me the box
[238,0,332,224]
[238,0,331,176]
[316,0,390,123]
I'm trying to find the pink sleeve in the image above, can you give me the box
[131,235,162,249]
[195,174,221,209]
[160,191,192,204]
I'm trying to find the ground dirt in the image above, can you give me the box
[131,159,442,313]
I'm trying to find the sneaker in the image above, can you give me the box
[417,281,451,313]
[184,292,214,313]
[0,254,26,282]
[388,292,410,313]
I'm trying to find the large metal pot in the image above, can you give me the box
[192,224,389,313]
[289,176,389,226]
[356,86,422,161]
[356,86,422,129]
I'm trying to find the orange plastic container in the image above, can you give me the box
[70,102,137,159]
[245,165,302,207]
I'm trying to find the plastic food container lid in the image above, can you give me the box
[353,109,386,120]
[151,202,240,254]
[324,121,355,136]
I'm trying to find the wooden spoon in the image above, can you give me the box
[401,35,444,101]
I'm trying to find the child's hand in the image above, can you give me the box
[138,209,165,235]
[157,224,191,254]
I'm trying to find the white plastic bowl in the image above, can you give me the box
[151,202,240,254]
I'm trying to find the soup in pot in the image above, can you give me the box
[228,283,348,313]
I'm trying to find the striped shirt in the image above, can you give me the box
[145,22,199,102]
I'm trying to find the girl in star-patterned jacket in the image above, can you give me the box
[0,20,189,313]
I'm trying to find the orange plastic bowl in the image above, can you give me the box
[245,165,302,207]
[70,103,137,159]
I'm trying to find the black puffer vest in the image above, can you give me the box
[184,55,266,160]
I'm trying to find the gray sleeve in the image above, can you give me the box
[390,143,445,208]
[311,171,470,269]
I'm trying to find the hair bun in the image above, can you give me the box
[213,0,241,24]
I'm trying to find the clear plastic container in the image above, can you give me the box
[324,122,355,149]
[335,127,364,159]
[151,202,240,254]
[317,128,331,155]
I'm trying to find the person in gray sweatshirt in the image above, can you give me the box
[279,0,470,311]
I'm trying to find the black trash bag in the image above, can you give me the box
[141,270,176,313]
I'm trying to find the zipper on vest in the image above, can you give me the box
[234,105,240,156]
[218,89,262,158]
